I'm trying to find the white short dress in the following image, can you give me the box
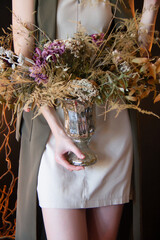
[37,0,133,209]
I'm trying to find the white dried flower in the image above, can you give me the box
[70,79,99,101]
[8,58,14,64]
[112,49,121,63]
[0,47,5,56]
[119,61,131,73]
[12,63,16,69]
[64,38,83,58]
[18,53,25,66]
[131,33,136,38]
[5,50,13,59]
[63,67,69,72]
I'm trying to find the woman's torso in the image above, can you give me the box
[56,0,113,39]
[37,0,133,209]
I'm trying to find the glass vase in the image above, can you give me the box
[63,99,97,166]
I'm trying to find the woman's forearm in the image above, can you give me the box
[12,0,67,139]
[40,105,84,171]
[40,106,67,138]
[139,0,160,52]
[12,0,35,58]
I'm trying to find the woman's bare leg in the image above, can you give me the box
[42,208,88,240]
[87,204,124,240]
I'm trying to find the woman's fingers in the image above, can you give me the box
[55,138,85,171]
[55,153,84,171]
[24,108,31,112]
[23,105,31,112]
[68,144,85,160]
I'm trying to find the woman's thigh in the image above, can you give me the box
[87,204,124,240]
[42,208,88,240]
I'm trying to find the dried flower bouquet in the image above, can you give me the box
[0,17,160,117]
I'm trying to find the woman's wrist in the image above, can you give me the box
[54,127,68,139]
[40,105,66,138]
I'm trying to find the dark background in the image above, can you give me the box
[0,0,19,238]
[0,0,160,239]
[135,1,160,240]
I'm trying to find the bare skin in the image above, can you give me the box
[42,208,88,240]
[139,0,160,52]
[41,106,85,171]
[42,205,123,240]
[86,205,124,240]
[12,0,159,239]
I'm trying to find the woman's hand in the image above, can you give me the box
[23,106,31,112]
[23,105,85,171]
[41,105,85,171]
[54,133,85,171]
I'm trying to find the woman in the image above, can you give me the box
[12,0,159,239]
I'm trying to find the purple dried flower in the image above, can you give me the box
[33,42,66,65]
[29,65,48,84]
[40,41,65,64]
[31,40,66,83]
[91,33,104,46]
[33,47,44,66]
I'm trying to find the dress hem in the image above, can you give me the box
[38,195,130,209]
